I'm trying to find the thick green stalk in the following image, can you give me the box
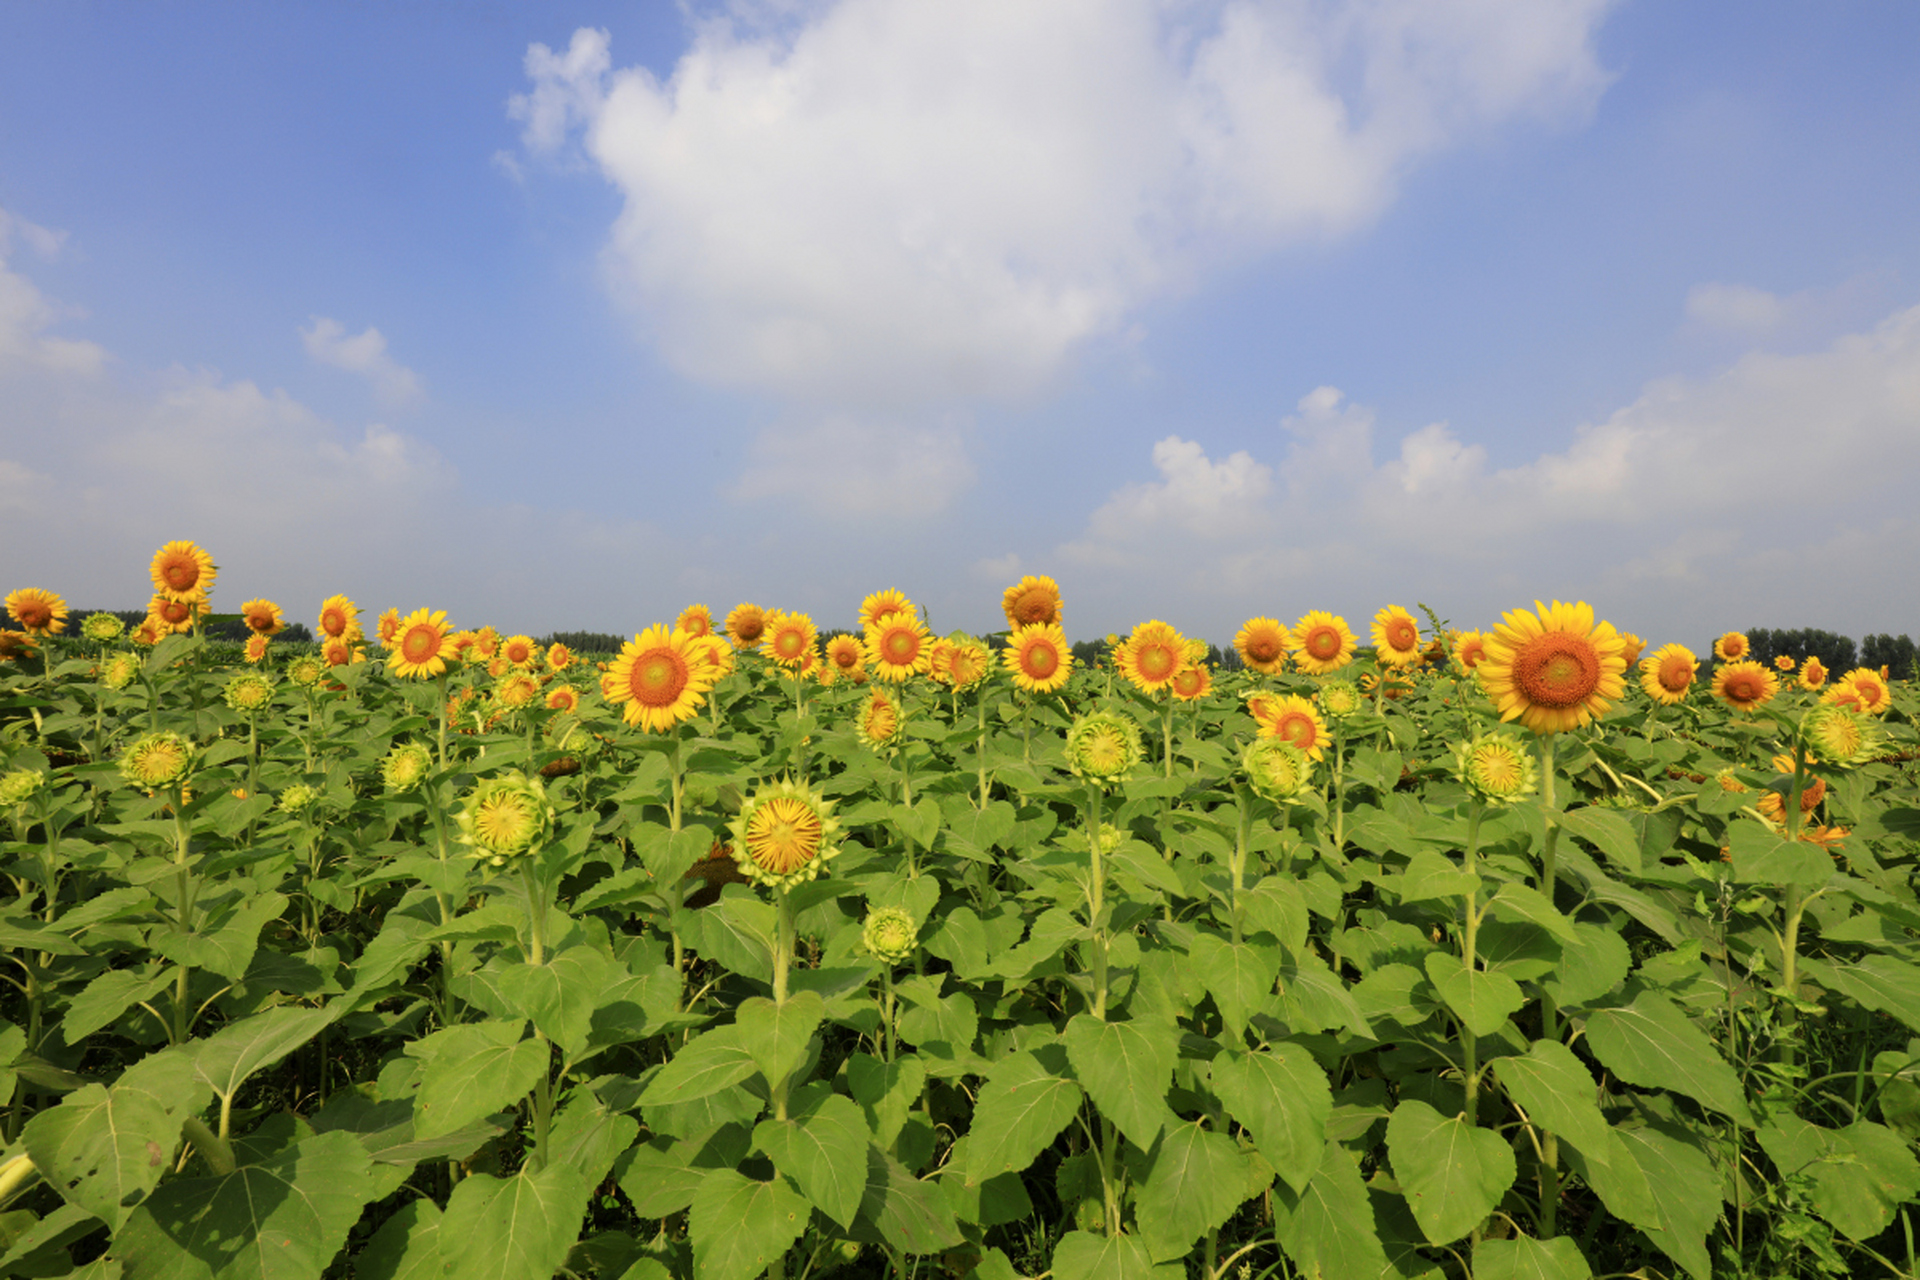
[975,694,990,809]
[1460,802,1486,1248]
[435,671,450,768]
[1778,743,1811,1065]
[1230,786,1250,945]
[522,861,548,967]
[1086,785,1109,1020]
[1534,735,1562,1236]
[1331,731,1348,852]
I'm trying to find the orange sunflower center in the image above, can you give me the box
[1459,640,1485,668]
[1384,618,1417,651]
[1512,632,1601,708]
[1138,642,1179,681]
[882,629,919,664]
[1723,638,1746,659]
[774,630,806,660]
[745,797,823,874]
[1246,634,1281,663]
[1724,674,1764,705]
[1305,626,1340,660]
[160,599,192,625]
[401,625,441,665]
[15,600,50,628]
[1658,654,1692,692]
[161,557,200,592]
[320,609,346,637]
[1021,640,1058,677]
[507,642,531,663]
[1276,712,1316,750]
[629,650,688,707]
[1010,589,1057,626]
[833,647,859,670]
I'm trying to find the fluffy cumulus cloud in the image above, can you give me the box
[0,208,106,377]
[1054,304,1920,641]
[513,2,1613,411]
[300,317,423,406]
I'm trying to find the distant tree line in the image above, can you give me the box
[1741,627,1918,679]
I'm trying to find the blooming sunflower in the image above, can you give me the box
[1253,694,1328,761]
[860,589,916,630]
[149,592,207,633]
[1798,657,1828,691]
[1637,643,1697,706]
[81,611,125,643]
[242,633,270,664]
[1618,633,1645,668]
[676,604,714,639]
[1477,600,1629,734]
[1169,661,1212,702]
[1243,738,1312,804]
[545,685,581,714]
[865,611,931,682]
[690,633,735,680]
[1005,622,1072,694]
[1711,660,1778,714]
[606,625,718,732]
[1774,654,1797,672]
[1065,710,1143,788]
[856,687,904,750]
[387,609,458,679]
[546,643,573,671]
[150,540,216,602]
[1713,631,1750,663]
[924,638,957,687]
[1233,617,1289,675]
[493,673,541,711]
[5,588,68,637]
[1114,620,1188,693]
[1370,606,1423,668]
[1453,631,1489,673]
[131,618,165,647]
[455,771,555,868]
[825,634,865,679]
[764,610,819,670]
[317,595,361,642]
[729,779,841,892]
[1001,576,1063,630]
[323,638,365,667]
[1289,612,1357,676]
[501,635,539,668]
[1831,669,1892,715]
[947,639,992,691]
[240,599,285,637]
[1453,733,1539,805]
[725,603,767,650]
[468,626,500,662]
[0,630,36,663]
[376,608,402,647]
[120,730,193,790]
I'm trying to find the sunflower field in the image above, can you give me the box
[3,553,1920,1280]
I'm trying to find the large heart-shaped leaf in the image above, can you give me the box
[1386,1099,1515,1245]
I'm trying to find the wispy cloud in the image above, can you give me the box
[300,316,423,406]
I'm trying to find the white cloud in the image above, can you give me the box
[730,412,976,518]
[1685,282,1788,334]
[1082,435,1273,545]
[515,2,1614,409]
[300,316,423,405]
[0,210,106,377]
[0,209,69,260]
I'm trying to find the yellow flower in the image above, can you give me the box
[1617,632,1645,668]
[493,672,541,711]
[676,604,714,639]
[1713,631,1749,663]
[1252,694,1328,761]
[1452,630,1488,674]
[149,540,216,602]
[1711,660,1778,714]
[1114,620,1188,693]
[5,588,68,637]
[730,779,840,891]
[1233,617,1289,675]
[1288,612,1357,676]
[546,643,574,671]
[102,652,141,688]
[387,609,459,679]
[764,610,819,670]
[1798,656,1828,691]
[455,771,555,867]
[317,594,361,642]
[1004,622,1072,694]
[1477,600,1628,734]
[1638,643,1697,706]
[377,608,402,647]
[243,633,271,664]
[1831,668,1892,715]
[725,603,767,650]
[947,638,992,691]
[1773,654,1797,672]
[1453,734,1538,804]
[865,611,931,682]
[825,634,865,679]
[121,731,193,790]
[1169,661,1212,702]
[1370,605,1422,668]
[859,589,916,630]
[605,625,718,732]
[545,685,581,714]
[240,599,285,636]
[1001,576,1063,630]
[856,687,904,750]
[149,592,208,634]
[501,635,539,668]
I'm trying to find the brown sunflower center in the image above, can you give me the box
[630,650,688,706]
[1011,590,1056,625]
[746,797,822,873]
[1725,674,1763,704]
[162,559,199,592]
[402,625,439,664]
[1512,632,1601,708]
[1305,626,1340,659]
[1022,640,1058,676]
[1246,634,1281,663]
[15,600,50,628]
[1384,618,1417,651]
[736,617,765,643]
[1277,713,1315,749]
[321,609,346,637]
[160,599,192,625]
[1658,655,1692,692]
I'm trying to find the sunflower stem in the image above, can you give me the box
[1086,784,1109,1021]
[522,860,548,968]
[1230,785,1249,946]
[435,671,449,768]
[1162,698,1174,779]
[1534,733,1563,1237]
[976,693,990,810]
[1778,742,1812,1066]
[1461,800,1486,1250]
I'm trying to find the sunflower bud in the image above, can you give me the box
[81,612,126,642]
[0,768,45,808]
[120,731,194,790]
[286,655,328,688]
[382,742,434,794]
[856,688,904,751]
[1065,711,1143,788]
[1799,705,1882,768]
[102,652,141,690]
[1243,738,1313,804]
[730,778,841,892]
[455,771,555,868]
[861,906,919,964]
[278,784,318,815]
[223,673,275,714]
[1316,679,1363,719]
[1451,734,1538,805]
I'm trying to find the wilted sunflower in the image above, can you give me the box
[224,672,274,714]
[725,603,767,650]
[860,589,916,630]
[1253,694,1328,761]
[150,540,216,602]
[1452,734,1539,805]
[1638,643,1698,706]
[1289,612,1357,676]
[676,604,714,638]
[1169,661,1212,702]
[1832,668,1892,715]
[730,778,841,892]
[243,633,271,664]
[606,625,718,732]
[81,611,125,643]
[764,610,819,670]
[1243,738,1312,804]
[1477,600,1628,734]
[1370,606,1422,668]
[1711,660,1778,714]
[1114,620,1188,693]
[387,609,458,679]
[121,730,193,790]
[1065,710,1143,787]
[501,635,539,668]
[240,599,285,637]
[856,687,904,750]
[455,771,555,868]
[865,611,932,682]
[6,588,68,636]
[1798,656,1828,691]
[1233,617,1289,675]
[1713,631,1750,663]
[317,595,361,642]
[1005,622,1072,694]
[1001,576,1063,630]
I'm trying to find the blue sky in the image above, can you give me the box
[5,1,1919,651]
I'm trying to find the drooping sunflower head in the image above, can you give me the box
[455,771,556,868]
[501,635,539,668]
[676,604,714,639]
[1234,617,1289,674]
[1065,710,1143,788]
[947,638,992,690]
[322,638,365,668]
[606,625,718,732]
[730,778,841,892]
[81,611,126,643]
[287,654,329,688]
[1834,668,1892,715]
[1713,631,1749,663]
[1477,601,1628,735]
[381,741,434,793]
[1005,621,1073,694]
[240,599,285,636]
[861,906,919,964]
[1317,679,1363,719]
[493,673,541,711]
[243,633,271,664]
[150,541,216,602]
[860,589,916,631]
[1114,620,1188,693]
[1712,660,1778,714]
[5,588,68,637]
[857,687,904,751]
[278,784,319,816]
[223,672,274,714]
[1370,606,1423,668]
[468,626,501,661]
[1169,661,1212,702]
[1254,694,1328,761]
[1243,738,1313,805]
[1001,576,1063,630]
[924,638,957,686]
[1798,656,1828,690]
[387,609,458,679]
[120,730,194,791]
[1452,734,1539,805]
[725,603,767,650]
[864,611,931,682]
[1289,612,1357,676]
[317,595,360,641]
[1638,643,1698,706]
[764,610,819,670]
[102,651,142,689]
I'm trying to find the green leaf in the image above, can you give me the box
[352,1199,441,1280]
[846,1053,926,1148]
[1386,1099,1516,1245]
[753,1093,869,1228]
[1803,955,1920,1034]
[964,1047,1082,1185]
[192,1006,337,1104]
[23,1049,209,1231]
[1062,1014,1176,1148]
[938,1137,1033,1229]
[1484,884,1578,943]
[893,797,942,850]
[488,945,615,1060]
[1584,992,1752,1125]
[1541,923,1630,1009]
[1728,820,1833,885]
[688,1169,810,1280]
[436,1162,594,1280]
[1209,1046,1331,1194]
[1556,806,1642,873]
[114,1130,379,1280]
[732,992,824,1087]
[683,892,775,983]
[1130,1119,1256,1263]
[1757,1117,1920,1242]
[1424,953,1524,1037]
[1240,877,1310,952]
[1494,1040,1612,1159]
[894,979,978,1057]
[1474,1235,1594,1280]
[852,1146,964,1255]
[63,967,175,1041]
[1607,1125,1715,1280]
[410,1021,549,1140]
[616,1126,750,1217]
[1049,1230,1181,1279]
[922,905,991,977]
[1273,1141,1391,1280]
[1188,933,1277,1040]
[638,1023,760,1106]
[547,1088,640,1184]
[1397,850,1480,903]
[149,892,289,981]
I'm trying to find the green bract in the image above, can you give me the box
[861,906,918,963]
[278,783,318,814]
[119,730,194,790]
[1800,704,1882,767]
[1065,710,1143,787]
[0,767,44,807]
[1452,732,1539,805]
[381,741,433,793]
[1243,736,1312,804]
[102,651,141,689]
[286,654,328,688]
[1317,678,1363,718]
[81,611,126,642]
[729,777,841,892]
[223,672,274,714]
[455,770,555,867]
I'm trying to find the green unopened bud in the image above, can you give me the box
[455,771,554,868]
[1065,711,1143,788]
[286,655,328,688]
[120,731,193,790]
[1800,704,1881,768]
[1452,733,1538,805]
[0,768,45,807]
[278,783,318,815]
[381,742,433,794]
[224,673,274,714]
[81,612,126,642]
[102,652,141,690]
[861,906,918,964]
[1244,737,1313,804]
[1317,679,1363,719]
